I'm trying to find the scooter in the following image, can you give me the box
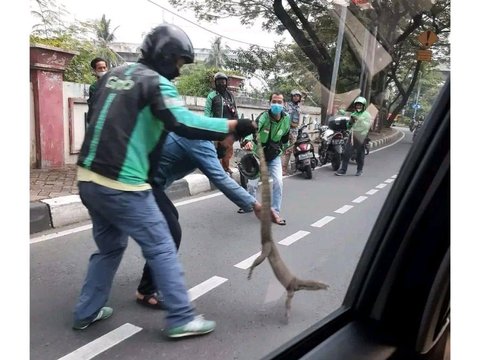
[291,123,318,179]
[317,115,350,171]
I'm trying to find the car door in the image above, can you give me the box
[263,78,450,360]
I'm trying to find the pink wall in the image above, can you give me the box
[30,44,76,169]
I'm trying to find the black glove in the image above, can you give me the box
[235,119,257,139]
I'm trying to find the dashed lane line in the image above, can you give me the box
[352,196,368,203]
[334,205,354,214]
[376,183,388,189]
[384,178,395,183]
[311,216,336,228]
[57,323,142,360]
[188,276,228,301]
[234,252,261,270]
[366,189,379,195]
[278,231,310,246]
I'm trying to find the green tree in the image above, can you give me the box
[168,0,450,127]
[89,14,124,67]
[205,36,229,68]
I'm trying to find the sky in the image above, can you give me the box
[44,0,291,50]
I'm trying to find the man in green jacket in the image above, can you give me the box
[240,92,290,225]
[335,96,372,176]
[204,72,238,175]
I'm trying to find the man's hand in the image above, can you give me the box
[252,202,277,223]
[234,119,257,138]
[243,141,253,151]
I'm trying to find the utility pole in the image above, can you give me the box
[412,72,422,122]
[327,1,348,117]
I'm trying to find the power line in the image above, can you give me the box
[146,0,274,50]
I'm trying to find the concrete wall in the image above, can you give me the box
[29,83,323,166]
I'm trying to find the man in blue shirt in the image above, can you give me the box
[135,132,276,309]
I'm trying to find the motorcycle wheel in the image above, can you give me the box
[331,153,341,171]
[304,165,312,179]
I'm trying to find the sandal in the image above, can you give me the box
[237,208,253,214]
[271,213,287,226]
[136,293,166,310]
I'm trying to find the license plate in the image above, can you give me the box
[331,139,343,145]
[298,152,312,160]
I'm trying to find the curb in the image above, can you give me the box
[29,129,402,235]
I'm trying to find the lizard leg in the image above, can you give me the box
[285,289,295,321]
[247,253,268,279]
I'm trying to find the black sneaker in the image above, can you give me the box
[335,170,346,176]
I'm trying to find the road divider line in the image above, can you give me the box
[352,196,368,203]
[392,174,397,178]
[384,179,395,183]
[234,252,261,270]
[278,231,310,246]
[188,276,228,301]
[376,183,388,189]
[335,205,354,214]
[366,189,379,195]
[57,323,142,360]
[174,192,223,206]
[311,216,335,228]
[31,224,93,244]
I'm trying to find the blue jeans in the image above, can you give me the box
[74,181,195,329]
[154,133,256,211]
[247,156,283,214]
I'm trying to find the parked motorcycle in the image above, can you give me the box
[317,115,350,171]
[291,123,318,179]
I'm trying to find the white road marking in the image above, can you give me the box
[30,224,93,244]
[188,276,228,301]
[392,174,397,178]
[174,192,223,206]
[311,216,335,228]
[352,196,368,203]
[376,183,388,189]
[366,189,379,195]
[335,205,354,214]
[384,178,395,183]
[57,323,142,360]
[278,231,310,246]
[234,252,261,270]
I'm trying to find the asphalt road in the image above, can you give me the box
[30,128,412,360]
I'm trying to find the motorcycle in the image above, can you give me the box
[291,123,318,179]
[317,115,350,171]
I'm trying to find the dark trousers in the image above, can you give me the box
[137,187,182,295]
[340,135,365,172]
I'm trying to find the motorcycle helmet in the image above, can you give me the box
[139,24,195,80]
[238,153,260,180]
[290,89,302,102]
[214,72,228,81]
[353,96,367,111]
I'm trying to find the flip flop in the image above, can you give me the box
[136,293,166,310]
[237,208,253,214]
[274,218,286,226]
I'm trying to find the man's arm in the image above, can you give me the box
[189,138,257,211]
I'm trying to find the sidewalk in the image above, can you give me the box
[30,128,402,234]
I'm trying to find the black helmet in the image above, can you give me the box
[214,72,228,81]
[139,24,195,80]
[238,153,260,180]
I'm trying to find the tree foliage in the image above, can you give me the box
[168,0,450,127]
[30,0,124,83]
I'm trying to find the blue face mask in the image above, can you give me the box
[270,103,283,115]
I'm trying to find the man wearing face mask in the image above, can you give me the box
[240,92,291,225]
[86,57,108,125]
[204,72,239,175]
